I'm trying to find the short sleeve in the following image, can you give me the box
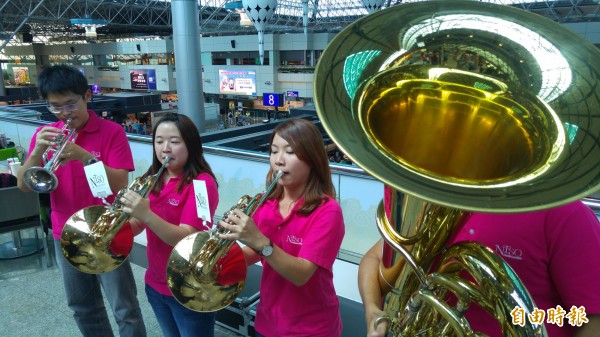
[547,202,600,314]
[102,122,134,171]
[298,198,345,270]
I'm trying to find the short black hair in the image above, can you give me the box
[37,65,88,99]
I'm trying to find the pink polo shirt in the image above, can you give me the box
[381,200,600,337]
[452,202,600,337]
[26,111,134,239]
[144,172,219,295]
[252,197,345,337]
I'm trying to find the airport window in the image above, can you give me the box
[280,50,306,65]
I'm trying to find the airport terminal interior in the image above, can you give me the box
[2,0,600,336]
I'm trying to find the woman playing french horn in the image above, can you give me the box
[218,118,346,337]
[119,112,220,337]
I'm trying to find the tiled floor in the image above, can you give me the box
[0,228,243,337]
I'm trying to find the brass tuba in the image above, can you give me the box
[23,118,77,193]
[166,170,283,312]
[61,156,170,274]
[314,1,600,336]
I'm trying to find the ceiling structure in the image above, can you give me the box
[1,0,600,50]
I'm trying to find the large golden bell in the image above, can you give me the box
[314,1,600,336]
[314,0,600,213]
[61,206,133,274]
[167,231,247,312]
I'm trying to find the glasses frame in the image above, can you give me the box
[47,96,83,114]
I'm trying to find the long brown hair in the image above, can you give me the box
[145,113,217,193]
[264,118,335,215]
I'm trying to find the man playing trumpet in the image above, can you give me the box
[17,64,146,337]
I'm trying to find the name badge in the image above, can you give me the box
[84,161,112,199]
[193,180,211,224]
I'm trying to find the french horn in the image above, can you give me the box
[166,170,283,312]
[61,157,170,274]
[314,1,600,336]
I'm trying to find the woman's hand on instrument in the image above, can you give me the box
[218,208,265,249]
[366,307,389,337]
[120,190,151,222]
[128,218,146,236]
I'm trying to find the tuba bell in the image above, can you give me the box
[314,1,600,336]
[166,170,283,312]
[23,118,77,193]
[61,157,170,274]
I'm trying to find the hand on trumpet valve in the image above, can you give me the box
[57,142,86,164]
[34,126,62,150]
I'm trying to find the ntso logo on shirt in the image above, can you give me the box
[287,235,303,245]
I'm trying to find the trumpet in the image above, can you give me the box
[23,118,77,193]
[166,170,283,312]
[61,156,170,274]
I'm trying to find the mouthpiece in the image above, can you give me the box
[275,170,283,180]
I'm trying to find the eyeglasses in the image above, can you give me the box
[47,96,83,114]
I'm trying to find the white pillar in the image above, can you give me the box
[172,0,205,131]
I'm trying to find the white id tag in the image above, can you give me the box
[193,180,211,224]
[84,161,112,199]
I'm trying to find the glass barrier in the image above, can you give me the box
[125,140,383,264]
[2,115,599,265]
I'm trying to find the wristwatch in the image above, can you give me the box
[259,240,274,257]
[85,157,98,166]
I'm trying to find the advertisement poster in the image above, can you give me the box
[219,70,256,96]
[130,69,157,90]
[13,67,30,84]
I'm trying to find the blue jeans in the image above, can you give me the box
[145,284,216,337]
[54,239,147,337]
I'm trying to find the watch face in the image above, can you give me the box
[262,245,274,257]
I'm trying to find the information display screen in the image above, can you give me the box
[91,83,101,94]
[263,92,284,107]
[130,69,157,90]
[219,70,257,96]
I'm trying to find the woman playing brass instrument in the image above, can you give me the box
[218,118,346,337]
[120,113,220,337]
